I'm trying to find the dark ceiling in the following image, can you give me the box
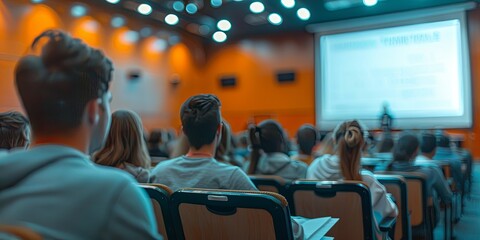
[82,0,479,42]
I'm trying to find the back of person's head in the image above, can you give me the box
[147,129,163,148]
[180,94,221,149]
[420,133,437,154]
[437,135,450,148]
[296,124,318,155]
[15,30,113,151]
[333,120,365,181]
[94,110,150,168]
[377,135,394,153]
[247,120,288,174]
[235,131,249,148]
[0,111,30,150]
[254,120,287,153]
[392,133,419,162]
[215,120,233,162]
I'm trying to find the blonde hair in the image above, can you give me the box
[94,110,150,168]
[333,120,365,181]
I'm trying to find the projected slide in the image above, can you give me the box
[317,19,471,129]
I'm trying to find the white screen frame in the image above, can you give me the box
[310,3,476,130]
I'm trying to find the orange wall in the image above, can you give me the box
[203,34,315,137]
[0,0,206,131]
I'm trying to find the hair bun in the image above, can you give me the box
[344,125,362,148]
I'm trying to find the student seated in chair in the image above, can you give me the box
[151,94,306,239]
[94,110,153,183]
[291,124,319,166]
[0,30,161,239]
[151,94,257,191]
[246,120,308,181]
[433,134,463,191]
[416,133,437,162]
[307,120,398,230]
[387,133,452,225]
[0,111,30,152]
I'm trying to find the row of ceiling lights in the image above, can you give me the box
[105,0,316,42]
[32,0,379,43]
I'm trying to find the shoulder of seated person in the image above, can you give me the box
[88,164,138,183]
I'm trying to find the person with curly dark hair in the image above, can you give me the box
[0,111,30,150]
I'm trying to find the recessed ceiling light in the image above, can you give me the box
[140,27,153,37]
[152,39,168,52]
[363,0,378,7]
[105,0,120,4]
[186,3,198,14]
[137,3,152,15]
[165,14,179,25]
[217,20,231,31]
[297,8,310,21]
[249,2,264,14]
[122,31,139,43]
[173,1,185,12]
[111,15,126,28]
[268,13,282,25]
[213,31,227,43]
[281,0,295,9]
[211,0,222,8]
[71,4,87,18]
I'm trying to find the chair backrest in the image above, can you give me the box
[285,180,375,240]
[170,188,294,240]
[249,175,287,194]
[376,171,431,238]
[375,174,410,240]
[139,184,175,240]
[0,225,42,240]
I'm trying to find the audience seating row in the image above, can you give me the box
[141,180,397,240]
[140,184,295,240]
[249,173,453,240]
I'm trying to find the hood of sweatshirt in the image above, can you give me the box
[0,145,88,190]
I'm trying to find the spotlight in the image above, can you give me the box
[281,0,295,9]
[140,27,153,37]
[165,14,179,25]
[297,8,310,21]
[71,4,87,18]
[111,15,126,28]
[249,2,264,14]
[211,0,222,8]
[173,1,184,12]
[122,31,139,43]
[363,0,378,7]
[105,0,120,4]
[217,19,231,31]
[152,39,168,52]
[268,13,282,25]
[137,3,152,15]
[213,31,227,43]
[186,3,198,14]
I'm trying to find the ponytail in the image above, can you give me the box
[335,120,364,181]
[247,124,261,174]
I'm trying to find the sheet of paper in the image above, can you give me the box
[302,217,339,240]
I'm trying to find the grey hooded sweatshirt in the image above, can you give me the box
[0,145,161,240]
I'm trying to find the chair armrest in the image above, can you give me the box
[379,216,397,232]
